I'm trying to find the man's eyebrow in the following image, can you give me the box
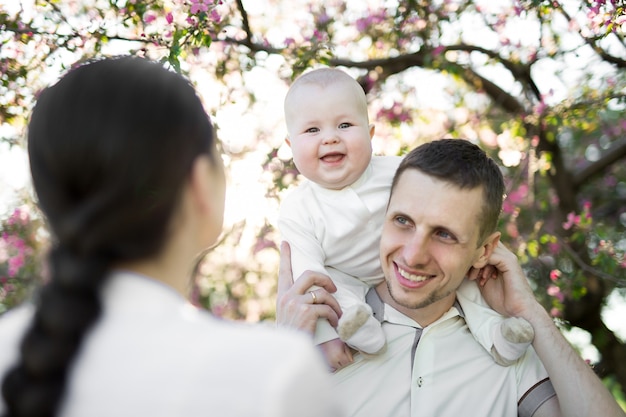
[386,209,412,221]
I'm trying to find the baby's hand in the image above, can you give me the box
[319,338,353,372]
[468,264,498,287]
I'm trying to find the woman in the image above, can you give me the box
[0,56,341,417]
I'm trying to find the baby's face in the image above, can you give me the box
[285,80,373,190]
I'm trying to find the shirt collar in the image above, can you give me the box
[365,287,465,328]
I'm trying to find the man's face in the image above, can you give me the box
[379,168,494,325]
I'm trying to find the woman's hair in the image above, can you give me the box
[1,56,217,416]
[391,139,505,245]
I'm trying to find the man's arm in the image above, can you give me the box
[480,243,625,417]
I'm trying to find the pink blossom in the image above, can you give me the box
[355,18,368,32]
[7,207,29,226]
[8,255,25,277]
[562,212,580,230]
[550,307,562,318]
[311,29,325,42]
[317,12,330,24]
[210,9,221,23]
[549,269,561,281]
[355,10,387,32]
[547,285,565,302]
[190,0,210,14]
[534,100,546,115]
[548,242,561,254]
[502,200,515,215]
[144,13,156,24]
[376,103,411,124]
[505,221,519,238]
[166,12,174,24]
[507,184,528,204]
[432,45,445,56]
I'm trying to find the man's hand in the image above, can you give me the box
[478,242,540,320]
[276,241,343,334]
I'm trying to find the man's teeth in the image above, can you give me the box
[398,268,429,282]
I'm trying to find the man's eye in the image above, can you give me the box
[436,230,455,241]
[394,216,409,226]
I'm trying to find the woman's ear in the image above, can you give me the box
[188,155,214,215]
[472,232,501,269]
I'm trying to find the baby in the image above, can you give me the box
[278,67,534,370]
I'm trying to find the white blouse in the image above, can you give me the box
[0,271,343,417]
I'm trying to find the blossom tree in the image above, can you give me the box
[1,0,625,400]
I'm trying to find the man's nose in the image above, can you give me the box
[402,233,431,267]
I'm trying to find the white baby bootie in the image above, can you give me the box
[491,317,535,366]
[338,304,386,355]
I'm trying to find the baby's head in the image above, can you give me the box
[284,68,374,190]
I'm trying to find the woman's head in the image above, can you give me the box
[2,56,224,417]
[28,56,223,261]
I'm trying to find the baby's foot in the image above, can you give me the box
[338,305,386,355]
[491,317,534,366]
[337,304,371,341]
[502,317,534,344]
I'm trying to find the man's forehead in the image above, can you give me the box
[389,169,483,234]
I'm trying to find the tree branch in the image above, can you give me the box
[561,241,626,287]
[235,0,253,44]
[555,2,626,69]
[573,138,626,189]
[446,43,542,101]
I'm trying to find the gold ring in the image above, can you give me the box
[309,290,317,304]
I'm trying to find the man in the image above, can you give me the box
[277,139,625,417]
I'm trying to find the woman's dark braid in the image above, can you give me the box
[2,247,108,417]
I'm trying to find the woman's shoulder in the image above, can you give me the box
[194,313,315,349]
[0,304,35,378]
[0,303,34,342]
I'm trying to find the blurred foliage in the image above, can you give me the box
[0,203,47,313]
[1,0,626,400]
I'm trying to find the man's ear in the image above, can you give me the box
[369,124,375,140]
[472,232,501,269]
